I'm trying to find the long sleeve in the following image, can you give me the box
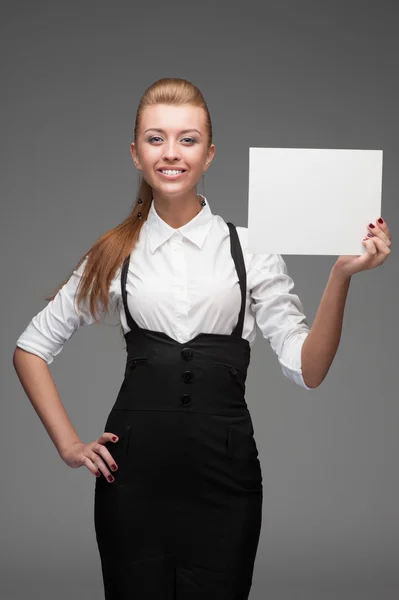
[249,253,313,390]
[16,257,113,365]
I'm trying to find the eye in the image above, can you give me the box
[148,136,197,144]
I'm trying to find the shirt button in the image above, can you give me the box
[182,371,194,384]
[181,348,193,361]
[181,394,192,406]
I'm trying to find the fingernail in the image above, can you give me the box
[378,218,383,224]
[107,475,114,483]
[95,471,101,477]
[111,464,117,471]
[112,436,118,441]
[367,233,374,237]
[369,223,375,228]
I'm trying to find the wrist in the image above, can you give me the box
[331,262,352,283]
[58,439,83,460]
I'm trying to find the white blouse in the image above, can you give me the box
[16,195,313,390]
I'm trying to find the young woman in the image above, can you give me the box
[13,77,392,599]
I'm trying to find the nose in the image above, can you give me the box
[162,142,181,162]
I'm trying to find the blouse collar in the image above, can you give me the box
[145,194,214,253]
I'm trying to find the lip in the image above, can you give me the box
[157,169,187,180]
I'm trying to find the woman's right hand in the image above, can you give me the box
[61,433,119,482]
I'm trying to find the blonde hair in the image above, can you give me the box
[44,77,213,333]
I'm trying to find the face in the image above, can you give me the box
[130,103,215,201]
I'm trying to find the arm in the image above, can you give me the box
[245,240,313,390]
[301,216,393,388]
[15,256,96,365]
[301,264,351,389]
[13,255,105,458]
[12,347,82,459]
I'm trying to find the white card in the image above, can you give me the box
[247,148,383,255]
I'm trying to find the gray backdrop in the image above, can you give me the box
[2,1,398,599]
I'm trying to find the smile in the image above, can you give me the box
[157,169,187,179]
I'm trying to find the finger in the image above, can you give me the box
[362,236,390,262]
[377,217,391,240]
[89,448,116,481]
[98,432,119,444]
[94,441,118,471]
[362,237,378,256]
[100,433,119,470]
[82,454,102,478]
[371,235,391,257]
[369,219,391,246]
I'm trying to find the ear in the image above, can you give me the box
[203,144,216,173]
[130,143,141,170]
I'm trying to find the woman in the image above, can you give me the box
[13,77,391,599]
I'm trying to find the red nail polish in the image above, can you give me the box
[112,436,117,441]
[369,223,375,228]
[378,218,383,224]
[107,475,114,482]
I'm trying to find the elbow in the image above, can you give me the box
[300,338,327,389]
[302,367,323,389]
[301,363,324,389]
[302,370,327,389]
[303,377,321,389]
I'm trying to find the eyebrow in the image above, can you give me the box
[144,128,202,136]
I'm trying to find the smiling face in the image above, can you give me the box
[130,103,215,203]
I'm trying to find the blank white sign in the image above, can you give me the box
[247,148,383,255]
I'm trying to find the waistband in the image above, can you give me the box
[124,327,251,372]
[109,328,252,415]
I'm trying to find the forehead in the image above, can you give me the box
[140,103,205,132]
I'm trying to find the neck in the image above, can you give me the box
[153,193,203,229]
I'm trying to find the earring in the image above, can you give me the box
[137,170,143,218]
[200,173,206,206]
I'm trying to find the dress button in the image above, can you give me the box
[181,348,193,361]
[181,394,192,406]
[182,370,194,384]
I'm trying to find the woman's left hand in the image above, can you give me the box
[334,218,392,278]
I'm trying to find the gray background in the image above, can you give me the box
[2,1,398,598]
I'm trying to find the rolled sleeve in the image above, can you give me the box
[249,253,314,390]
[16,257,99,365]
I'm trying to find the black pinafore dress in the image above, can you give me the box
[94,221,263,599]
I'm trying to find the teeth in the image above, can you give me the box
[161,169,184,175]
